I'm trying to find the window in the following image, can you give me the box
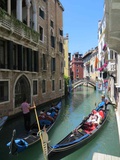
[110,50,113,60]
[51,30,55,48]
[42,54,47,70]
[50,20,54,28]
[51,57,55,72]
[33,80,38,95]
[51,35,55,48]
[59,42,63,52]
[59,29,63,36]
[52,80,55,91]
[42,79,46,93]
[32,51,38,72]
[76,69,79,73]
[59,80,62,90]
[0,40,5,68]
[61,61,64,73]
[0,81,9,103]
[39,8,45,19]
[91,65,93,72]
[23,47,27,71]
[27,48,32,71]
[0,0,7,11]
[15,76,31,108]
[115,52,117,63]
[0,40,38,72]
[13,44,18,70]
[39,26,44,41]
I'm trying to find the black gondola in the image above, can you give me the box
[47,104,109,160]
[7,101,62,155]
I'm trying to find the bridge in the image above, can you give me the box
[71,79,96,90]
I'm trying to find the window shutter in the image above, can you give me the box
[18,45,23,70]
[7,40,13,69]
[27,48,32,71]
[34,51,39,72]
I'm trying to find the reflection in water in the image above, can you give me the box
[0,86,120,160]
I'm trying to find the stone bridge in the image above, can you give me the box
[71,79,96,90]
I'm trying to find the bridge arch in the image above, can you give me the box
[72,79,96,90]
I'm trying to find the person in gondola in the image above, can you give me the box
[82,111,103,134]
[38,111,53,128]
[96,94,109,111]
[47,106,58,119]
[21,97,36,132]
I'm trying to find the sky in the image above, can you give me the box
[60,0,104,55]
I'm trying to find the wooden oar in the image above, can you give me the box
[33,102,48,160]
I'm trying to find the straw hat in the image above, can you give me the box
[101,94,105,98]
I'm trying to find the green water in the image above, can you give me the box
[0,86,120,160]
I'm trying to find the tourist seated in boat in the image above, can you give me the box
[82,110,104,134]
[47,107,58,119]
[38,111,53,128]
[92,109,105,119]
[51,102,60,111]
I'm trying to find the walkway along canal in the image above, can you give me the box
[0,86,120,160]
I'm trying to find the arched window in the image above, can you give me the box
[15,76,31,107]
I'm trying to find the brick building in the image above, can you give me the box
[70,52,83,82]
[0,0,64,117]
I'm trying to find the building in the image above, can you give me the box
[63,34,70,78]
[0,0,64,117]
[98,0,120,141]
[83,50,92,80]
[98,0,118,102]
[71,52,83,82]
[83,48,99,82]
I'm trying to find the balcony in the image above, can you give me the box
[107,61,116,73]
[0,8,39,47]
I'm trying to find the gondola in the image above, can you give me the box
[7,101,62,155]
[0,116,8,131]
[47,103,110,160]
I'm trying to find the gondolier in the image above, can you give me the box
[96,94,109,111]
[21,97,35,132]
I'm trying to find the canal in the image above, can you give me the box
[0,86,120,160]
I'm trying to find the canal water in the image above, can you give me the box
[0,86,120,160]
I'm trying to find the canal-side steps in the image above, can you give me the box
[92,152,120,160]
